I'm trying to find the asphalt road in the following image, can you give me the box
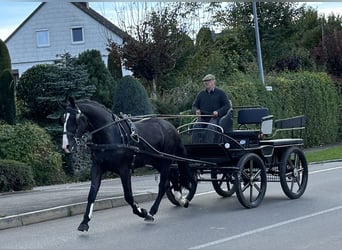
[0,161,341,250]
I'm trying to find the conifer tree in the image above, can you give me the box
[0,39,15,125]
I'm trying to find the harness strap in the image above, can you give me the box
[120,114,140,143]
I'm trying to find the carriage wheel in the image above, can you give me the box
[166,170,197,206]
[211,170,236,197]
[279,147,308,199]
[235,153,267,208]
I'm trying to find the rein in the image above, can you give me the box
[130,114,213,120]
[87,116,130,137]
[85,114,212,136]
[69,109,213,147]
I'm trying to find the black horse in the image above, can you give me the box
[61,97,194,231]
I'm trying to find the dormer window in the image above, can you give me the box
[71,27,84,44]
[36,29,50,47]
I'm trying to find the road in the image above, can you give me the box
[0,161,341,250]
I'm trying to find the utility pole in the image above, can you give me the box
[253,1,265,84]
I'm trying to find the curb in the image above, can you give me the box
[0,192,157,230]
[309,159,342,165]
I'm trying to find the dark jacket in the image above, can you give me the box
[192,87,231,122]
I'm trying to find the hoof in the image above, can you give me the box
[183,199,189,208]
[144,213,154,222]
[178,197,189,208]
[78,223,89,232]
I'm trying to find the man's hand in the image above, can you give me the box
[196,109,201,116]
[212,111,218,117]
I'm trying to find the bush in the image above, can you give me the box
[113,76,153,115]
[0,122,67,186]
[16,64,95,123]
[16,64,60,121]
[0,159,35,192]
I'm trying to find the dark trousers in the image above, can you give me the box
[192,117,219,143]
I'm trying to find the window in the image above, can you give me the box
[36,30,49,47]
[71,27,84,43]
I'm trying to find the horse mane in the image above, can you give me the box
[76,99,113,115]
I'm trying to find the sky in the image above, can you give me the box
[0,1,342,41]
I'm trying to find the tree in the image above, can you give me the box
[0,39,15,125]
[16,63,95,123]
[76,50,116,108]
[0,39,11,70]
[214,2,305,72]
[0,70,15,124]
[311,14,342,77]
[107,46,123,80]
[110,7,187,99]
[113,75,152,116]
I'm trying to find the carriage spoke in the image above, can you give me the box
[253,183,261,192]
[242,170,250,180]
[290,178,295,192]
[241,182,250,193]
[253,169,261,180]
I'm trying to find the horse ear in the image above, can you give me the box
[68,96,76,108]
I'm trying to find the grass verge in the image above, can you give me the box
[305,145,342,163]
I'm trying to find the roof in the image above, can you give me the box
[72,2,127,38]
[5,2,127,43]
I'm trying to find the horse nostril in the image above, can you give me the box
[63,145,72,153]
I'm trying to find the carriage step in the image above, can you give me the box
[260,138,303,146]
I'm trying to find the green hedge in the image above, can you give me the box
[219,71,339,147]
[0,122,67,186]
[0,159,35,192]
[266,72,339,147]
[156,71,339,148]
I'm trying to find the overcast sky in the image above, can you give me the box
[0,2,341,41]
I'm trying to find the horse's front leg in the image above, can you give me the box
[78,165,103,232]
[119,167,149,219]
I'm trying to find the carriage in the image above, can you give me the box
[165,106,308,209]
[61,97,308,231]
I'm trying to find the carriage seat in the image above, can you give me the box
[219,108,271,147]
[237,107,269,129]
[218,108,233,132]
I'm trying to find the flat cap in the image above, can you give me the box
[202,74,215,81]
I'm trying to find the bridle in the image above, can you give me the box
[63,106,139,148]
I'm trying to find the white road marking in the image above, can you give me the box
[189,164,342,249]
[189,205,342,249]
[310,165,342,174]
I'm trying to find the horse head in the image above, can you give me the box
[61,96,90,153]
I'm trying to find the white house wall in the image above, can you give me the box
[6,2,123,76]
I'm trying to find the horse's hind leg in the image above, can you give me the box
[146,164,170,221]
[119,167,148,219]
[78,165,102,232]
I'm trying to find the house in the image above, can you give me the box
[5,2,127,77]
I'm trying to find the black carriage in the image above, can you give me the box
[166,107,308,209]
